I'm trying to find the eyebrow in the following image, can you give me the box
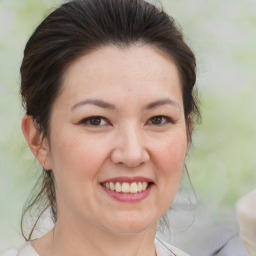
[145,98,181,111]
[71,99,115,111]
[71,97,180,111]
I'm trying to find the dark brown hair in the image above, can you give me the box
[20,0,200,240]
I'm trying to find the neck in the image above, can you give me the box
[33,217,157,256]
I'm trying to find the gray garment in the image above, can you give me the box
[170,221,250,256]
[1,236,249,256]
[213,235,250,256]
[1,238,190,256]
[155,237,190,256]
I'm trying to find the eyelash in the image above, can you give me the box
[148,115,174,126]
[79,116,109,127]
[79,115,174,127]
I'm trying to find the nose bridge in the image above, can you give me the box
[111,122,149,167]
[124,123,142,152]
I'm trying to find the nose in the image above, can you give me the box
[110,126,150,168]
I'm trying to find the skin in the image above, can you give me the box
[22,45,190,256]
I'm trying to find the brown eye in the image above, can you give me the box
[89,117,102,125]
[148,115,173,126]
[80,116,108,126]
[151,116,163,125]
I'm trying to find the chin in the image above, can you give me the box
[103,213,157,235]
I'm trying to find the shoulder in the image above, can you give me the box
[0,248,18,256]
[214,234,250,256]
[0,243,38,256]
[155,237,190,256]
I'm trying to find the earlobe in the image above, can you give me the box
[21,115,51,170]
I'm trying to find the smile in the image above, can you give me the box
[100,177,154,202]
[102,181,149,194]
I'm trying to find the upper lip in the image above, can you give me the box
[101,176,154,184]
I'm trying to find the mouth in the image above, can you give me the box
[101,181,153,194]
[100,177,154,202]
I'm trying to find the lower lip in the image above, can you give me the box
[101,185,152,202]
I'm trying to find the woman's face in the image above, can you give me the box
[45,45,188,235]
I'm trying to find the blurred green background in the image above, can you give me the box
[1,0,256,251]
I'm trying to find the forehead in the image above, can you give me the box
[58,45,183,108]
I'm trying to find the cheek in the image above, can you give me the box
[154,133,187,194]
[49,133,109,183]
[155,134,187,173]
[151,134,187,215]
[48,133,110,211]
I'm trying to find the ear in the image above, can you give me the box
[22,115,52,170]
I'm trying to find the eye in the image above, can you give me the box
[80,116,109,126]
[148,115,173,126]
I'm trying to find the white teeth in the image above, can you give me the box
[142,181,147,190]
[104,181,149,193]
[138,182,142,192]
[109,182,115,191]
[115,182,122,192]
[130,182,138,193]
[121,182,130,193]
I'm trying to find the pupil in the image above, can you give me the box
[152,116,162,124]
[90,118,101,125]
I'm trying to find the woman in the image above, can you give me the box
[4,0,200,255]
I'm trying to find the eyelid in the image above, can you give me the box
[79,116,110,126]
[147,115,175,126]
